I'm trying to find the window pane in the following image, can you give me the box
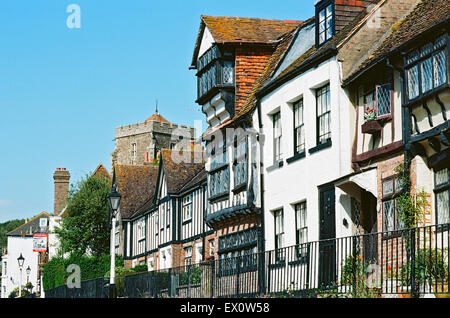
[407,66,419,99]
[383,179,394,196]
[383,200,394,231]
[222,61,234,84]
[437,191,450,225]
[376,84,391,116]
[421,58,433,93]
[435,168,449,186]
[434,50,447,88]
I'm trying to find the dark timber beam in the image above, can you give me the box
[435,95,447,121]
[428,136,441,153]
[441,130,450,147]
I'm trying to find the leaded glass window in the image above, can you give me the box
[435,168,450,226]
[233,136,248,188]
[182,194,193,221]
[405,34,448,102]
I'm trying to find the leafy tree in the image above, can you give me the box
[55,174,111,256]
[0,219,26,250]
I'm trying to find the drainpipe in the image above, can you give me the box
[256,98,266,294]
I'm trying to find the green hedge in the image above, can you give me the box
[43,254,123,291]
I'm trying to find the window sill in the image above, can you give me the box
[286,151,306,164]
[209,163,229,174]
[232,183,247,194]
[308,139,332,154]
[288,255,309,266]
[266,160,284,173]
[209,192,229,203]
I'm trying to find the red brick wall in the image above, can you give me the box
[234,46,273,113]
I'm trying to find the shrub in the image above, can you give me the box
[43,254,123,291]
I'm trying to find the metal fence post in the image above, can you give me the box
[236,256,240,296]
[168,268,173,297]
[210,261,215,298]
[410,228,417,297]
[187,265,191,298]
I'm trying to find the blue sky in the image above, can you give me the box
[0,0,315,222]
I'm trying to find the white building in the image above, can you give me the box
[1,212,50,298]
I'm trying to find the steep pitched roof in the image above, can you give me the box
[344,0,450,85]
[114,164,159,219]
[7,211,51,237]
[178,167,207,194]
[191,15,303,67]
[160,149,206,195]
[92,163,111,180]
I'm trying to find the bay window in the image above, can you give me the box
[197,45,235,99]
[209,137,229,199]
[405,34,448,102]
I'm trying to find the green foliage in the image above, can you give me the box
[393,163,427,229]
[43,253,123,291]
[55,174,111,256]
[132,264,148,273]
[0,219,25,250]
[401,248,449,285]
[8,286,31,298]
[341,255,367,285]
[179,266,202,285]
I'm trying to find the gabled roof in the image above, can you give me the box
[92,163,111,180]
[344,0,450,85]
[114,164,159,219]
[129,150,206,220]
[7,211,51,237]
[191,15,303,67]
[159,149,205,195]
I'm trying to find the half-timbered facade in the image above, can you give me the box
[123,149,213,269]
[190,16,304,265]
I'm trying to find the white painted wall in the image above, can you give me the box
[260,57,353,251]
[1,236,39,298]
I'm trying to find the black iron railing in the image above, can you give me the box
[45,224,449,298]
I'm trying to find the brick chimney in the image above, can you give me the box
[53,168,70,216]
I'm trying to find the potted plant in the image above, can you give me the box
[361,106,382,134]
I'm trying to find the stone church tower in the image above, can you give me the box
[111,107,196,167]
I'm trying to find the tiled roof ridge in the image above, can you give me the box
[201,14,303,24]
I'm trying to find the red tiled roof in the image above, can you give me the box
[344,0,450,84]
[145,112,170,124]
[191,15,303,67]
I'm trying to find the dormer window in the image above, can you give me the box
[316,0,334,47]
[197,45,234,100]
